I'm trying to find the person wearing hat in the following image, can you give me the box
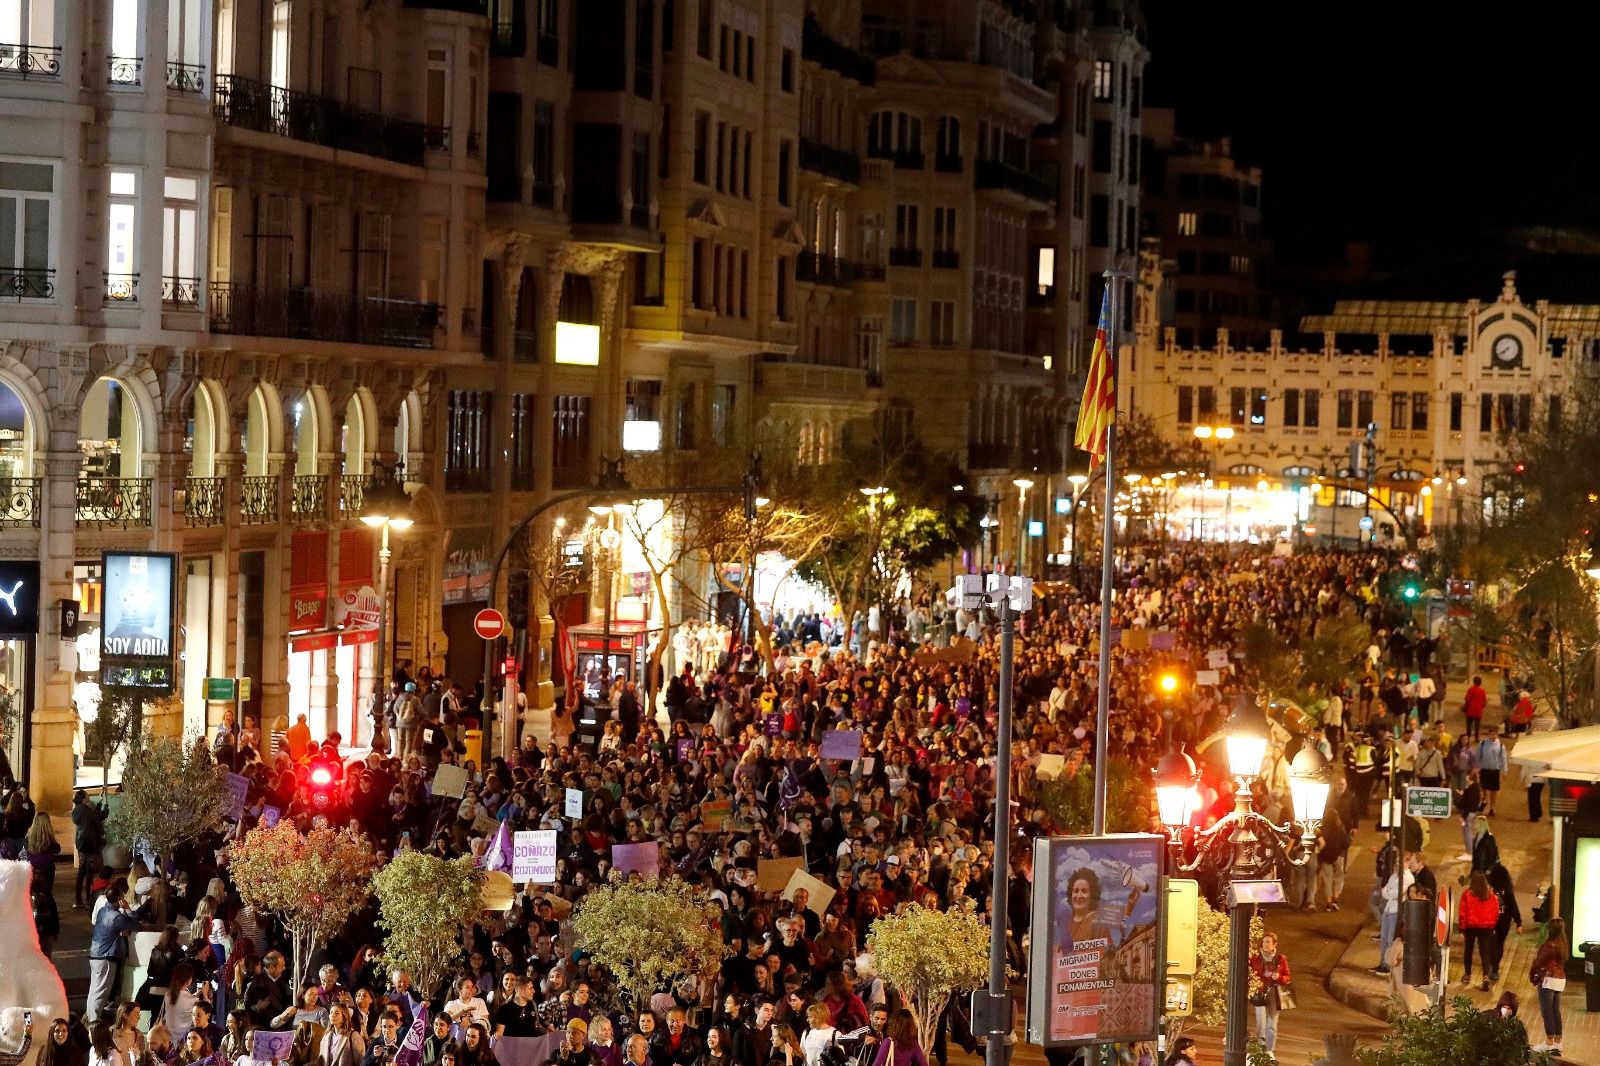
[545,1019,593,1066]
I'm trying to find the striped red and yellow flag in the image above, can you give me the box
[1074,283,1116,467]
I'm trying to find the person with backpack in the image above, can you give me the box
[71,789,107,910]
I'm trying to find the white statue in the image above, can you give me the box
[0,859,68,1066]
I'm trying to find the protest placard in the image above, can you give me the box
[433,764,469,799]
[612,841,661,877]
[820,729,863,761]
[224,772,249,820]
[756,856,804,894]
[782,868,836,915]
[513,830,559,883]
[1195,669,1220,687]
[565,788,584,818]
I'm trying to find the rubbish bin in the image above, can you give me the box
[1581,942,1600,1012]
[462,728,483,770]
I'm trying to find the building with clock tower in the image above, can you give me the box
[1122,261,1598,541]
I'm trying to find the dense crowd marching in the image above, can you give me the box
[0,543,1567,1066]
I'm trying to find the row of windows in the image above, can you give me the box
[624,378,736,452]
[889,297,958,346]
[689,111,757,199]
[1175,385,1562,435]
[889,204,958,253]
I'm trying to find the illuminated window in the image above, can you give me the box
[555,321,601,365]
[1177,211,1197,237]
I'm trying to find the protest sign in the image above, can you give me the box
[820,729,863,761]
[612,841,661,877]
[512,830,558,883]
[433,764,469,799]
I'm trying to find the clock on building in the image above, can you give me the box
[1491,333,1523,367]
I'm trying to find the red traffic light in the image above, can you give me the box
[309,765,334,787]
[1513,463,1526,474]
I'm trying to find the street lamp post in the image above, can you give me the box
[1154,697,1332,1066]
[1012,478,1033,575]
[948,573,1032,1066]
[359,462,414,740]
[860,485,888,634]
[1192,425,1235,549]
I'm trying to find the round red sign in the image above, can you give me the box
[473,608,506,640]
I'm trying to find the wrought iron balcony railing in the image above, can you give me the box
[974,159,1055,204]
[4,268,54,301]
[796,252,855,288]
[0,44,61,79]
[888,247,922,267]
[76,477,153,527]
[162,276,201,309]
[209,282,440,348]
[213,74,428,167]
[0,478,41,528]
[165,61,205,93]
[798,138,861,185]
[183,476,226,527]
[107,56,142,85]
[339,473,365,517]
[292,474,327,522]
[104,272,139,303]
[240,475,279,525]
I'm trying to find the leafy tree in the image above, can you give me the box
[107,734,231,858]
[1238,615,1368,712]
[229,822,380,992]
[572,875,729,1014]
[1034,757,1153,835]
[81,688,142,795]
[372,851,485,1002]
[864,902,990,1053]
[1356,995,1551,1066]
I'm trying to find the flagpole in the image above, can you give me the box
[1091,270,1127,836]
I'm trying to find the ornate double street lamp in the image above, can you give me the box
[1153,696,1333,1066]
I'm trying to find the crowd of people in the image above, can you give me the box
[3,543,1567,1066]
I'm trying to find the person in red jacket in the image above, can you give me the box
[1463,676,1488,740]
[1459,870,1501,991]
[1248,932,1291,1054]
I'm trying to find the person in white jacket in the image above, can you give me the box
[1376,862,1414,975]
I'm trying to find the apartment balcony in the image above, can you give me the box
[339,474,365,518]
[77,477,153,528]
[0,479,41,528]
[240,476,279,525]
[801,16,875,85]
[209,283,441,349]
[182,476,227,528]
[931,250,960,269]
[104,272,139,304]
[974,159,1055,206]
[0,44,61,79]
[799,138,861,185]
[796,252,855,288]
[291,474,327,523]
[866,147,924,170]
[213,74,428,167]
[888,247,922,268]
[162,276,201,309]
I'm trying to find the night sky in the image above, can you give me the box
[1142,1,1600,271]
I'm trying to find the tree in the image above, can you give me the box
[571,875,728,1013]
[228,821,380,992]
[1238,615,1368,712]
[1167,903,1263,1046]
[107,734,232,859]
[1356,995,1552,1066]
[1034,758,1153,835]
[863,903,990,1053]
[372,851,485,1002]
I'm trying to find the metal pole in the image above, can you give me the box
[1016,489,1027,575]
[984,593,1015,1066]
[1224,889,1251,1066]
[375,523,391,739]
[1092,271,1125,835]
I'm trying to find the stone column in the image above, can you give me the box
[32,438,83,814]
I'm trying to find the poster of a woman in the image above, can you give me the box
[1035,836,1162,1047]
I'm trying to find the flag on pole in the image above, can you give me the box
[479,818,513,872]
[1074,283,1116,468]
[395,1008,428,1066]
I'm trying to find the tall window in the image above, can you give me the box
[893,204,918,250]
[168,0,203,69]
[1449,392,1462,432]
[532,100,555,198]
[106,169,138,301]
[857,317,882,379]
[1282,388,1299,427]
[1092,120,1111,173]
[1176,385,1193,424]
[1303,388,1320,427]
[930,300,955,345]
[711,384,735,447]
[1356,390,1373,428]
[692,110,709,184]
[1,0,54,48]
[932,207,957,255]
[270,0,291,90]
[1227,387,1246,426]
[1092,59,1112,100]
[0,160,54,298]
[162,174,199,306]
[1389,391,1409,432]
[1336,389,1353,429]
[426,48,449,130]
[1249,388,1266,425]
[444,390,493,492]
[776,140,791,205]
[1177,211,1197,236]
[1411,391,1429,431]
[109,0,139,82]
[890,298,916,343]
[1197,386,1215,419]
[552,395,591,487]
[510,394,537,488]
[935,115,960,164]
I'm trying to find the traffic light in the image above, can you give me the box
[304,752,343,812]
[1402,583,1419,601]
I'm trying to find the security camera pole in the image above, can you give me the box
[954,572,1032,1066]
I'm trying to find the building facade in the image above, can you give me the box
[0,0,1150,808]
[1125,265,1599,542]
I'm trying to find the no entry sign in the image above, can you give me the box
[474,607,506,640]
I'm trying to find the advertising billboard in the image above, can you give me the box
[1027,835,1164,1048]
[100,551,177,691]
